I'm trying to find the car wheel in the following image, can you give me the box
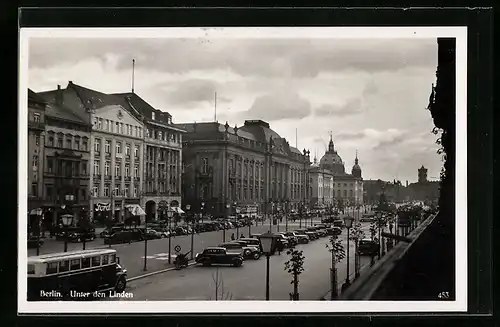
[77,238,81,242]
[115,276,127,292]
[243,249,251,257]
[252,252,261,260]
[233,259,242,267]
[160,234,165,239]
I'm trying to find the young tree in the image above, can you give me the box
[208,267,233,301]
[284,248,305,300]
[369,222,378,266]
[326,234,346,299]
[349,222,365,278]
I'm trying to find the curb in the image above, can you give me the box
[128,262,197,282]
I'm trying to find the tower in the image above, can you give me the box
[418,165,428,183]
[351,150,362,178]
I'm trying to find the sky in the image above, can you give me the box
[27,33,442,183]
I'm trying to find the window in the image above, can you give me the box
[125,144,131,156]
[110,254,116,263]
[46,262,58,274]
[102,255,109,265]
[82,161,87,175]
[124,185,129,197]
[92,186,98,197]
[104,161,110,176]
[35,135,40,146]
[134,164,139,178]
[91,256,101,267]
[138,127,142,138]
[105,140,111,153]
[105,119,109,131]
[344,190,347,197]
[27,264,35,274]
[114,185,120,196]
[48,136,54,147]
[134,146,139,158]
[94,138,101,153]
[33,112,41,122]
[46,186,53,199]
[202,158,208,174]
[344,183,347,187]
[82,257,91,268]
[97,118,102,130]
[152,112,155,120]
[74,138,80,150]
[120,123,123,134]
[135,126,138,137]
[146,128,150,138]
[115,122,120,132]
[115,162,121,176]
[125,163,130,177]
[70,259,80,270]
[133,185,138,197]
[57,137,63,148]
[158,131,162,140]
[244,163,248,177]
[349,190,353,197]
[116,142,122,154]
[104,184,110,197]
[32,155,38,169]
[31,183,38,196]
[94,160,100,175]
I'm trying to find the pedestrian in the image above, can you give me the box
[240,233,244,239]
[231,233,235,241]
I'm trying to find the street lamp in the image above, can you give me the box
[224,203,230,242]
[376,211,383,259]
[201,202,205,224]
[343,216,354,288]
[61,213,73,253]
[167,207,174,264]
[186,204,194,260]
[259,232,278,301]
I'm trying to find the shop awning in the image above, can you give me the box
[125,204,146,216]
[171,207,185,214]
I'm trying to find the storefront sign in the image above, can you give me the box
[95,203,111,211]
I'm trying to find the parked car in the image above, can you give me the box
[307,226,326,237]
[100,226,123,238]
[143,229,161,240]
[222,241,261,260]
[274,234,290,248]
[358,238,380,256]
[27,235,44,248]
[326,227,342,236]
[360,216,374,222]
[104,229,144,244]
[238,238,263,251]
[297,229,318,240]
[333,220,344,228]
[174,226,188,235]
[292,230,311,243]
[195,247,244,267]
[56,227,96,242]
[280,232,298,247]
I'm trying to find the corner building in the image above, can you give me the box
[176,120,311,217]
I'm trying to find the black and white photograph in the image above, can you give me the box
[19,27,467,313]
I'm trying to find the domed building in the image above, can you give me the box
[312,135,364,206]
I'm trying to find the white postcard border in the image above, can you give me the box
[18,26,467,313]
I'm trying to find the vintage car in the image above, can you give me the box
[104,229,144,244]
[194,247,244,267]
[278,232,298,247]
[326,226,342,236]
[332,220,344,228]
[285,231,309,244]
[56,227,96,242]
[358,238,380,256]
[223,241,261,260]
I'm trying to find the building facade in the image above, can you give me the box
[318,136,364,205]
[112,92,185,221]
[41,95,91,226]
[308,157,335,209]
[176,120,311,217]
[28,90,47,213]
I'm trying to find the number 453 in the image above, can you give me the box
[438,291,450,299]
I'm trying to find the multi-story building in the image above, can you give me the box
[318,136,364,205]
[28,89,47,215]
[38,81,184,222]
[112,92,185,220]
[308,157,335,209]
[176,120,311,217]
[38,90,91,227]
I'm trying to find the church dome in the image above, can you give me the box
[351,151,362,178]
[319,136,346,175]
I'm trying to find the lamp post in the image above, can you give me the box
[269,201,273,232]
[376,211,382,259]
[234,202,239,238]
[186,204,194,260]
[285,200,289,231]
[259,232,278,301]
[167,207,174,264]
[143,204,150,271]
[343,216,354,288]
[60,211,73,253]
[201,202,205,224]
[224,203,230,242]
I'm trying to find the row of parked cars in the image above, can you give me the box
[193,224,344,267]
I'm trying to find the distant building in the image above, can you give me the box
[407,165,440,203]
[316,136,364,205]
[308,156,334,208]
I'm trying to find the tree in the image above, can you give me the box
[284,248,305,300]
[208,267,233,301]
[369,222,378,266]
[349,222,365,278]
[326,234,346,299]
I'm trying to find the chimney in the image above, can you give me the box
[56,84,63,105]
[406,180,408,187]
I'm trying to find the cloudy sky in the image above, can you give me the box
[27,32,441,183]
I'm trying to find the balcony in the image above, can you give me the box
[104,174,112,180]
[94,151,101,158]
[28,121,45,131]
[125,176,132,182]
[105,152,111,159]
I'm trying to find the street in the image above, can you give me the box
[118,225,371,301]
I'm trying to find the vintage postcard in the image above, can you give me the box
[18,26,467,313]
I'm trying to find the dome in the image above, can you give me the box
[319,136,346,174]
[351,151,362,178]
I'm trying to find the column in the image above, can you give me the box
[139,141,144,197]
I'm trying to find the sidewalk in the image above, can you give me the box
[321,259,373,300]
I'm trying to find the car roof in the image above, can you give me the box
[205,247,225,250]
[360,238,373,242]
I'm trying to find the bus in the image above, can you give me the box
[27,249,127,301]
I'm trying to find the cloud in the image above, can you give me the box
[29,37,437,78]
[315,98,363,117]
[335,131,367,141]
[164,79,231,105]
[239,90,312,121]
[362,80,378,97]
[373,129,408,150]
